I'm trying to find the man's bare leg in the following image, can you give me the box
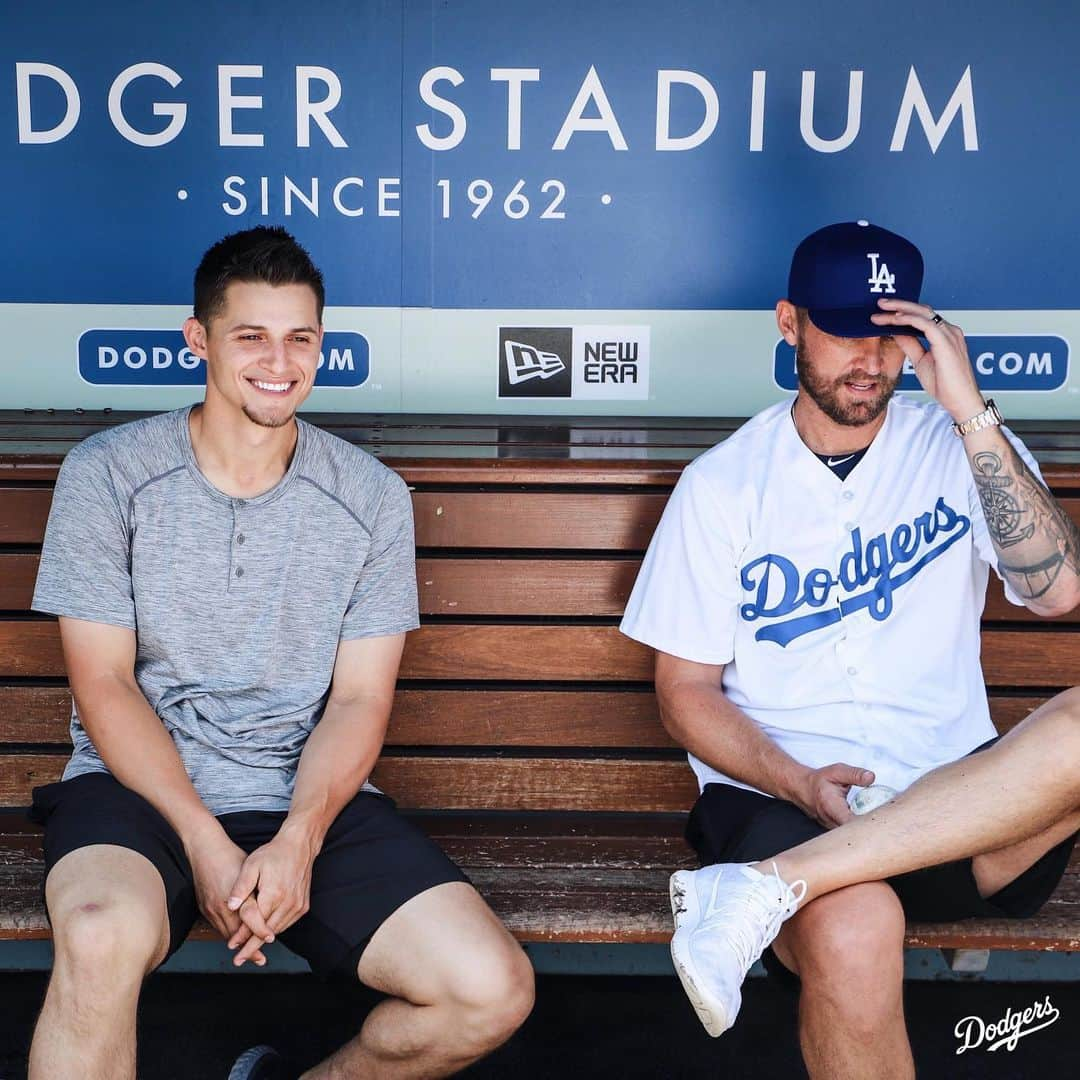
[301,882,534,1079]
[764,688,1080,901]
[29,845,171,1080]
[770,882,914,1080]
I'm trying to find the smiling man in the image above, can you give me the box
[27,227,533,1080]
[621,221,1080,1077]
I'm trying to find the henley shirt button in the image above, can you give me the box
[235,567,244,578]
[236,534,246,544]
[847,665,858,676]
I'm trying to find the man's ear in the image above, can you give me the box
[776,300,799,347]
[183,316,208,358]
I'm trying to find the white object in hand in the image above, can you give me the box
[848,784,898,815]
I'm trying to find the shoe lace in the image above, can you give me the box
[706,862,808,975]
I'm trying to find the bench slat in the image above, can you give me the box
[0,832,1076,947]
[0,488,52,543]
[6,553,1078,624]
[0,489,672,551]
[0,623,657,681]
[410,560,1077,623]
[2,622,1078,686]
[0,686,671,747]
[0,753,699,811]
[412,493,667,551]
[0,685,1049,749]
[7,487,1080,553]
[0,555,644,618]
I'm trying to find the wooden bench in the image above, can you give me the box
[1,410,1079,958]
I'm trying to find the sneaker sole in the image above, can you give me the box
[669,871,732,1038]
[227,1045,280,1080]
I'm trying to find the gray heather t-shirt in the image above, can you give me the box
[32,405,419,815]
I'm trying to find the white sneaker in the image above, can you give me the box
[669,862,807,1037]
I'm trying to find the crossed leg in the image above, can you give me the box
[301,882,535,1078]
[29,845,172,1080]
[765,687,1080,900]
[755,688,1080,1080]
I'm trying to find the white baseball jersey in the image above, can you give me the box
[621,395,1042,797]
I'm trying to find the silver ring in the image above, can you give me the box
[930,312,945,325]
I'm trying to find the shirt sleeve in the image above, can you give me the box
[619,462,742,665]
[31,441,137,630]
[967,425,1048,608]
[339,471,420,640]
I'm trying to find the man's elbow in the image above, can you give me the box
[71,668,140,713]
[1029,579,1080,618]
[655,679,701,744]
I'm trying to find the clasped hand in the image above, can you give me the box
[189,826,316,967]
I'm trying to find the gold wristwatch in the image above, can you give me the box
[952,399,1003,438]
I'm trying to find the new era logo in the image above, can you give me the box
[498,328,572,397]
[504,340,566,385]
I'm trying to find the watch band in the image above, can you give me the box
[952,399,1003,438]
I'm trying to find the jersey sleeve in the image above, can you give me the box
[967,425,1049,608]
[620,462,741,665]
[339,471,421,640]
[31,441,137,629]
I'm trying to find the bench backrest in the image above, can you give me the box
[2,412,1080,814]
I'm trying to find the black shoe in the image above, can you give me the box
[226,1045,289,1080]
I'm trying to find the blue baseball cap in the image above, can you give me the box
[788,221,924,338]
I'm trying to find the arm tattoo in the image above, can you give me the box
[971,452,1034,548]
[972,447,1080,600]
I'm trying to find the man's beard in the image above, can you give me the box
[242,403,295,429]
[795,342,899,427]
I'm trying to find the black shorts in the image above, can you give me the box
[685,738,1077,983]
[29,772,469,979]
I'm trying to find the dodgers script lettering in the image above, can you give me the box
[740,498,971,646]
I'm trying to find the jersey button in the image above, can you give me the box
[236,534,246,545]
[846,665,858,676]
[842,490,855,501]
[235,567,244,578]
[843,521,856,531]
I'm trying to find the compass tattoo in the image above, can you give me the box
[973,447,1080,600]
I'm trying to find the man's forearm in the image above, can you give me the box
[963,425,1080,614]
[279,695,390,853]
[658,680,808,802]
[75,675,220,848]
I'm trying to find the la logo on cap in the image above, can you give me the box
[867,252,897,295]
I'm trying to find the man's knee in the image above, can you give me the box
[50,894,167,985]
[1034,686,1080,742]
[781,882,905,1004]
[442,941,535,1053]
[47,850,170,986]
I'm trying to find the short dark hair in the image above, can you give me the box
[193,226,325,326]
